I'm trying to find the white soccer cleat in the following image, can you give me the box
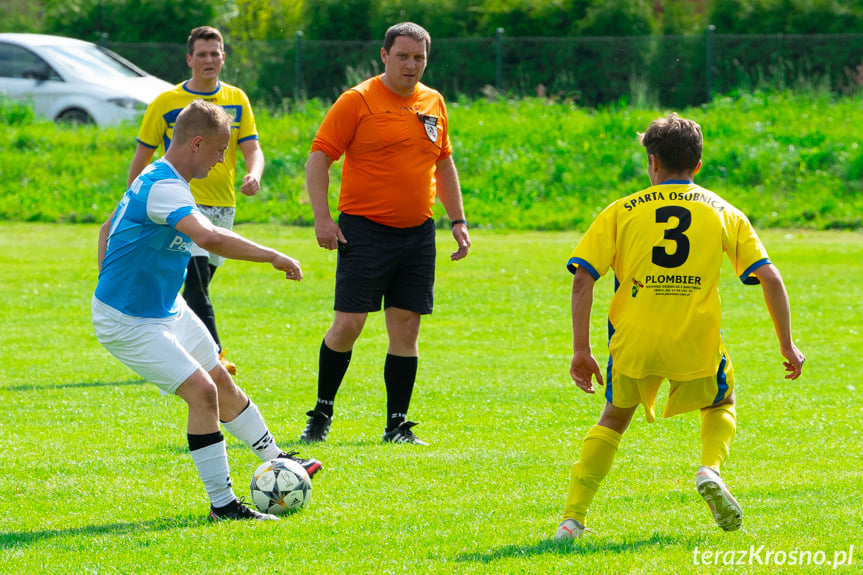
[554,518,587,542]
[696,465,743,531]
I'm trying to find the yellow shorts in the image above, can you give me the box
[606,352,735,423]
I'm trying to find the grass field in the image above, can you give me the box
[0,223,861,574]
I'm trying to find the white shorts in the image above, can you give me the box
[190,205,235,267]
[92,296,220,395]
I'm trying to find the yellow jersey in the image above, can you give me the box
[568,181,770,380]
[136,81,258,207]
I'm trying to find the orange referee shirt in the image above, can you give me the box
[311,75,452,228]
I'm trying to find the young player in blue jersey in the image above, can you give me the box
[93,99,321,522]
[128,26,264,375]
[554,113,805,542]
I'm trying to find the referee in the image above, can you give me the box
[298,22,471,445]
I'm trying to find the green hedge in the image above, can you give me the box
[2,91,861,231]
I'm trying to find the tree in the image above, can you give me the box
[305,0,373,40]
[577,0,654,36]
[42,0,223,43]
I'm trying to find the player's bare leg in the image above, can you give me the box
[326,311,368,352]
[209,363,322,477]
[176,370,277,520]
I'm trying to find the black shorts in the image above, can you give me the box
[334,213,436,314]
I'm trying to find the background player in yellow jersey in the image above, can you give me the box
[127,26,263,375]
[554,113,805,542]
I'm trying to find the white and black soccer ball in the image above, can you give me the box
[250,458,312,515]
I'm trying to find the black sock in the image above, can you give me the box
[385,354,418,430]
[183,256,221,348]
[316,339,351,417]
[187,430,224,451]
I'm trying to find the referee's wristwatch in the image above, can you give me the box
[451,219,467,228]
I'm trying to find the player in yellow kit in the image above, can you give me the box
[554,113,805,542]
[127,26,263,375]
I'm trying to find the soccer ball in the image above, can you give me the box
[250,458,312,515]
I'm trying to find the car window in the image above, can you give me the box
[0,43,61,81]
[41,44,144,82]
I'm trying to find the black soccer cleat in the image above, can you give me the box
[209,498,278,522]
[278,450,323,478]
[299,409,332,444]
[382,421,429,445]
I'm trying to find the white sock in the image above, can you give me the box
[190,440,235,508]
[221,400,282,461]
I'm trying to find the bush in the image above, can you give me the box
[43,0,220,43]
[0,95,36,126]
[709,0,863,34]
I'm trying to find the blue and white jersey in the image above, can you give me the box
[95,158,200,318]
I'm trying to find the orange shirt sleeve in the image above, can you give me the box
[438,99,452,160]
[310,91,364,161]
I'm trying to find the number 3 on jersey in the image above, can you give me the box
[652,206,691,268]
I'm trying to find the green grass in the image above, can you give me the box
[1,223,860,574]
[2,91,862,231]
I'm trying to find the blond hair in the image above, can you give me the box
[172,99,231,145]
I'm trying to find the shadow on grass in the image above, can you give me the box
[455,532,702,563]
[280,439,388,448]
[9,378,147,392]
[0,514,207,549]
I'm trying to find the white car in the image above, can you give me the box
[0,33,173,126]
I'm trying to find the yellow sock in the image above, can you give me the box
[700,403,737,470]
[562,425,622,524]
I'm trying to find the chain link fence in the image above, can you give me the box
[108,31,863,108]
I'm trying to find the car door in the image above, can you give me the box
[0,42,64,119]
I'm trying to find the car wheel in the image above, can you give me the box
[57,108,94,125]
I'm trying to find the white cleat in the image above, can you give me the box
[554,518,587,542]
[696,466,743,531]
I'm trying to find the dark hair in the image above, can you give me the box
[639,113,703,173]
[187,26,223,55]
[172,99,231,145]
[383,22,431,56]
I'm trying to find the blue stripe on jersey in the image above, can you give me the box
[136,138,158,150]
[605,373,613,404]
[222,104,243,126]
[605,321,616,403]
[739,258,771,285]
[567,257,599,279]
[238,134,259,144]
[659,179,693,185]
[182,80,220,96]
[160,108,184,151]
[162,108,182,127]
[605,355,615,402]
[712,352,729,404]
